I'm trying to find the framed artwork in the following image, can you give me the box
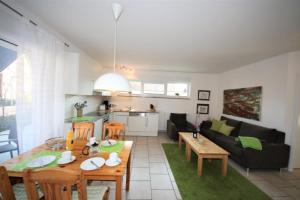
[197,104,209,114]
[223,86,262,121]
[198,90,210,100]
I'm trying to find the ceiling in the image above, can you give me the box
[14,0,300,73]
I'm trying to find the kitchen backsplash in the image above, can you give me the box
[65,95,103,118]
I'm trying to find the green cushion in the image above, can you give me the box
[237,136,262,151]
[218,123,234,136]
[210,119,226,131]
[72,185,108,200]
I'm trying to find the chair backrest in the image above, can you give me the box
[72,122,94,140]
[102,122,125,140]
[170,113,187,127]
[0,166,16,200]
[23,169,86,200]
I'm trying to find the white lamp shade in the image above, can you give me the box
[94,73,131,92]
[112,3,123,21]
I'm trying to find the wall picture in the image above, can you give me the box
[198,90,210,100]
[197,104,209,114]
[223,86,262,121]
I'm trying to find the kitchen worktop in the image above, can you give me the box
[109,109,158,113]
[65,109,158,123]
[64,111,108,123]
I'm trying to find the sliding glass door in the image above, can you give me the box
[0,40,18,162]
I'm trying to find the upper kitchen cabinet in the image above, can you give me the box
[64,52,79,94]
[64,52,102,95]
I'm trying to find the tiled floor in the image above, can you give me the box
[1,132,300,199]
[97,132,300,200]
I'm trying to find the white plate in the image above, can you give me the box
[101,139,117,147]
[105,158,121,167]
[27,155,56,168]
[57,156,76,165]
[80,157,105,171]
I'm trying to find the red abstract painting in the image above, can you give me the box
[223,86,262,121]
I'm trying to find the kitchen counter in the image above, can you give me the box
[64,110,158,123]
[65,110,159,137]
[110,109,158,113]
[64,112,108,123]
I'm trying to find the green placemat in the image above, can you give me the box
[11,151,62,172]
[99,141,125,153]
[71,116,95,122]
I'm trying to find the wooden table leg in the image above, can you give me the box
[185,143,191,161]
[198,155,203,176]
[178,134,182,149]
[221,155,228,176]
[126,152,131,191]
[116,176,123,200]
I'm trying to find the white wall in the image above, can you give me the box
[286,52,300,169]
[218,51,300,170]
[218,54,289,131]
[65,95,102,119]
[103,69,220,130]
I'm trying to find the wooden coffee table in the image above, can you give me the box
[178,132,229,176]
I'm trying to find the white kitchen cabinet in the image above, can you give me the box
[128,116,146,132]
[64,52,102,95]
[127,112,159,136]
[64,52,79,94]
[145,113,159,132]
[113,112,129,130]
[94,118,103,140]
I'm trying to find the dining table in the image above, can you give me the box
[1,140,133,200]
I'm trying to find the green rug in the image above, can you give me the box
[162,143,271,200]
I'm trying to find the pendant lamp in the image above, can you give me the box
[94,3,130,92]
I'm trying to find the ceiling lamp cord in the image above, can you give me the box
[113,19,118,72]
[93,3,130,92]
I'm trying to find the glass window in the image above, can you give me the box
[167,83,189,97]
[143,83,165,95]
[0,42,18,162]
[129,81,142,95]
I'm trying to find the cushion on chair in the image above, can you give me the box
[13,184,28,200]
[72,185,108,200]
[13,183,43,200]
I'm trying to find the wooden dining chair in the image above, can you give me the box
[23,168,109,200]
[102,122,125,140]
[0,166,32,200]
[0,166,16,200]
[72,122,94,140]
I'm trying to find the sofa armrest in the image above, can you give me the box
[200,120,212,131]
[243,143,290,169]
[167,120,178,140]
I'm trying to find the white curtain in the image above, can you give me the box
[16,19,65,152]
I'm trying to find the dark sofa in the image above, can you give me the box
[200,116,290,170]
[167,113,196,140]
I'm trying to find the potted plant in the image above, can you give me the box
[74,101,87,117]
